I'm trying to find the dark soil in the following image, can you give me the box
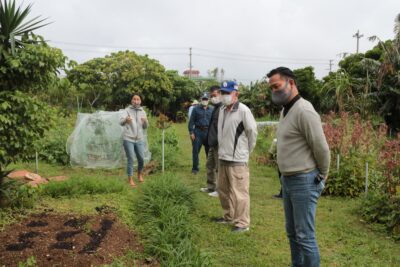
[0,212,158,267]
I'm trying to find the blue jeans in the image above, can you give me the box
[281,169,325,267]
[123,140,145,176]
[192,129,209,172]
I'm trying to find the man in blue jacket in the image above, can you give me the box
[188,93,213,174]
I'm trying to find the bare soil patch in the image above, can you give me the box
[0,212,157,266]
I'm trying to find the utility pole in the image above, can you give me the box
[328,59,334,72]
[189,47,192,79]
[353,30,364,53]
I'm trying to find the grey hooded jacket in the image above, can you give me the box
[119,105,148,142]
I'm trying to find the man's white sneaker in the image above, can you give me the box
[200,187,212,193]
[208,191,219,197]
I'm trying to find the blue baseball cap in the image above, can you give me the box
[220,80,238,92]
[201,93,209,99]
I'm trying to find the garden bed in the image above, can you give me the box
[0,212,158,266]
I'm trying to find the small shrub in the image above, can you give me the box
[0,179,38,209]
[133,175,210,266]
[323,112,385,197]
[138,175,194,212]
[36,111,75,166]
[325,152,368,197]
[41,176,126,198]
[361,192,400,240]
[148,125,180,171]
[18,256,38,267]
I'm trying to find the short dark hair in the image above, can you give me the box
[209,85,220,92]
[131,92,143,101]
[267,67,296,84]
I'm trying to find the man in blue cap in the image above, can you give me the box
[188,93,213,174]
[214,80,258,233]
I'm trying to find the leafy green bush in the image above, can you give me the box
[361,192,400,240]
[323,113,385,197]
[36,112,75,165]
[0,91,55,172]
[326,159,386,197]
[0,179,39,209]
[41,176,126,198]
[133,175,210,266]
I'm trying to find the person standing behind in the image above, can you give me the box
[188,93,213,174]
[188,99,199,121]
[120,93,148,188]
[267,67,330,267]
[215,80,258,233]
[200,86,222,197]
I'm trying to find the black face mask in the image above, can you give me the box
[271,81,292,106]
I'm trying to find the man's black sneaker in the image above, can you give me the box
[212,217,232,224]
[231,226,250,233]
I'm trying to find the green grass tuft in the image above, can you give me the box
[41,176,127,198]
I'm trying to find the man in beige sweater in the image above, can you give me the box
[267,67,330,267]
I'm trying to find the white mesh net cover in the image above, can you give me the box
[67,111,151,169]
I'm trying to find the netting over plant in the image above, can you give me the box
[66,111,151,168]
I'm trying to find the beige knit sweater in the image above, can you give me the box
[276,98,330,176]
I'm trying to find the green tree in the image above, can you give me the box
[364,14,400,133]
[165,70,201,121]
[293,66,323,111]
[0,0,65,176]
[240,80,280,117]
[67,51,173,112]
[320,69,356,113]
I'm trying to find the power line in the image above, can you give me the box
[49,40,331,62]
[193,53,330,65]
[61,48,187,56]
[49,40,187,50]
[193,47,330,62]
[60,46,329,66]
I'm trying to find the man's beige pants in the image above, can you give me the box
[217,163,250,228]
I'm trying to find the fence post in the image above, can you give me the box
[336,154,340,172]
[76,96,80,113]
[162,129,165,173]
[365,162,369,195]
[35,151,39,174]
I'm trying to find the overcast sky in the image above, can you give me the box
[29,0,399,84]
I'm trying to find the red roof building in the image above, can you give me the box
[183,69,200,77]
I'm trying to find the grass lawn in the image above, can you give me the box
[3,121,400,266]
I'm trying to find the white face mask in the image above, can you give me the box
[201,100,209,106]
[221,95,233,106]
[210,96,221,105]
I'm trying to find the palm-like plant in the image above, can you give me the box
[0,0,49,58]
[367,13,400,134]
[321,69,356,113]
